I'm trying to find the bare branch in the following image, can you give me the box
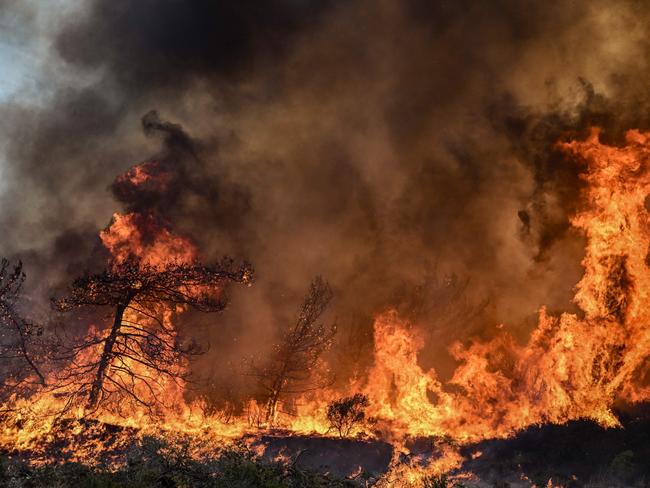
[252,276,336,425]
[0,259,47,395]
[51,257,253,413]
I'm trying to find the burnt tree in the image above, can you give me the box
[254,277,336,425]
[0,258,45,395]
[52,259,252,412]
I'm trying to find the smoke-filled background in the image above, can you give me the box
[1,0,650,399]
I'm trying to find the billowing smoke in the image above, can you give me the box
[1,0,650,397]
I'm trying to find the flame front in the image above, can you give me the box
[2,129,650,479]
[360,128,650,443]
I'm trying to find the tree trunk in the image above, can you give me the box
[265,367,287,425]
[19,335,45,386]
[265,387,281,425]
[13,316,45,386]
[87,302,127,410]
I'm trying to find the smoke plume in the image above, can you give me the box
[1,0,650,391]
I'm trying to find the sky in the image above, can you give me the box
[0,0,42,100]
[0,42,32,98]
[0,1,91,102]
[0,0,82,193]
[0,34,28,192]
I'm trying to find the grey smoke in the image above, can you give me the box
[1,0,650,394]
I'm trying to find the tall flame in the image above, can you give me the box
[2,129,650,476]
[360,128,650,443]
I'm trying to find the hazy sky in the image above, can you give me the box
[0,41,30,99]
[0,1,86,100]
[0,0,82,194]
[0,1,38,101]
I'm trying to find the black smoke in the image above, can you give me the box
[2,0,650,393]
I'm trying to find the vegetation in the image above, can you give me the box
[52,258,252,413]
[326,394,372,438]
[252,277,336,425]
[420,474,468,488]
[0,259,46,400]
[0,436,357,488]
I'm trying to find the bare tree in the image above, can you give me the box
[0,258,46,397]
[52,258,252,413]
[254,277,336,425]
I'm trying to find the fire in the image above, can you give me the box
[100,212,197,269]
[357,128,650,442]
[114,160,172,191]
[2,128,650,479]
[362,311,450,439]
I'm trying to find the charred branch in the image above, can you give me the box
[252,276,336,425]
[0,259,46,393]
[52,258,252,412]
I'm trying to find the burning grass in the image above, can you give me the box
[0,436,359,487]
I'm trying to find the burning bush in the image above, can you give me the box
[422,474,453,488]
[326,393,372,438]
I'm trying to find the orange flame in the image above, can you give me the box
[100,212,197,268]
[114,160,172,191]
[2,129,650,475]
[356,129,650,444]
